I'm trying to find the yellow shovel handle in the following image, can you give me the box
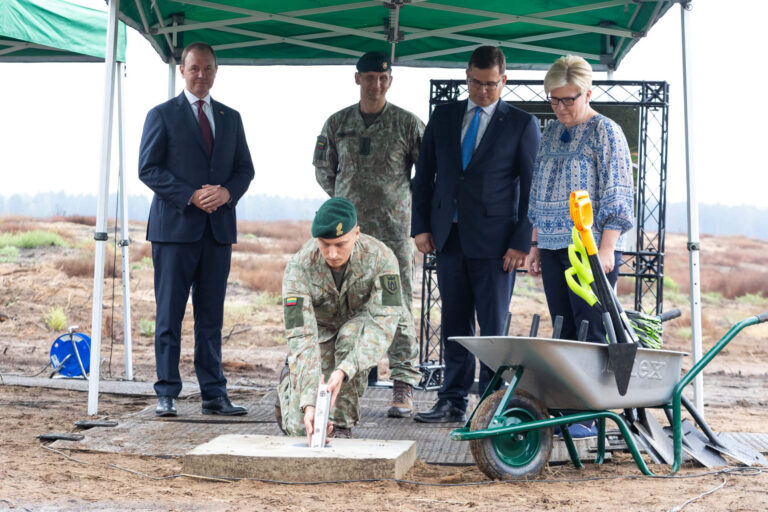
[569,190,598,255]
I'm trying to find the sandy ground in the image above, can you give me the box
[1,219,767,510]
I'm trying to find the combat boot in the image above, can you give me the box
[330,425,352,439]
[387,379,413,418]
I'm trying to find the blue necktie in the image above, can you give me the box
[461,106,482,170]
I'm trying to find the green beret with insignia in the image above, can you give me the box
[356,51,391,73]
[312,197,358,239]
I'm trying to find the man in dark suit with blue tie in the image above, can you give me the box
[411,46,540,422]
[139,42,255,417]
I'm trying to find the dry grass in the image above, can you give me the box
[0,216,39,234]
[130,242,152,262]
[234,258,287,295]
[48,215,97,226]
[238,220,311,241]
[56,248,117,278]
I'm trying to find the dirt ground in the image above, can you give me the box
[1,218,767,510]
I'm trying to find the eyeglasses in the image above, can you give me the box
[467,77,502,90]
[547,93,582,107]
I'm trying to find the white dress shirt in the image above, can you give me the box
[460,98,498,150]
[184,88,216,138]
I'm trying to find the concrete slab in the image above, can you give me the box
[183,434,417,481]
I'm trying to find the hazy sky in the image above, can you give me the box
[3,1,766,208]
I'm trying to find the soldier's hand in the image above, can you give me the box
[326,369,346,409]
[414,233,435,254]
[503,248,527,273]
[303,405,315,446]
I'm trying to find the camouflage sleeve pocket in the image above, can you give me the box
[283,296,305,329]
[379,275,402,306]
[313,135,328,162]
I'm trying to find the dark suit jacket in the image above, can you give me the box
[139,92,254,244]
[411,100,540,259]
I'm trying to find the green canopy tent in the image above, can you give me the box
[0,0,126,61]
[0,0,135,383]
[87,0,704,417]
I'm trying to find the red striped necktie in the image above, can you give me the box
[195,100,214,155]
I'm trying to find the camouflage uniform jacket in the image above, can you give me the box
[282,234,403,410]
[313,102,425,241]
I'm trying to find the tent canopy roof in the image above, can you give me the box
[120,0,672,70]
[0,0,126,62]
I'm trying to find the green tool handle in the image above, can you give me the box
[565,267,597,307]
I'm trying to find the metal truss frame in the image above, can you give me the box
[418,79,669,387]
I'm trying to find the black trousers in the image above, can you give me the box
[152,221,231,399]
[436,225,515,411]
[539,247,622,343]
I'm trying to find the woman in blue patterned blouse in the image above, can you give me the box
[526,55,634,345]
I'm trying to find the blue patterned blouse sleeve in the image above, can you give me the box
[593,117,634,235]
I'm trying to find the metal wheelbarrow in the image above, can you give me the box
[449,313,768,479]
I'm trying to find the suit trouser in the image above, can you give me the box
[435,224,515,411]
[382,239,421,387]
[539,248,622,343]
[152,221,231,399]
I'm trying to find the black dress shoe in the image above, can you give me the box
[413,400,466,423]
[155,396,177,417]
[201,395,247,416]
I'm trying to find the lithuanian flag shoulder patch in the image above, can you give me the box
[285,297,298,307]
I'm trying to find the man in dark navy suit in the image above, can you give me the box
[139,42,254,417]
[411,46,540,422]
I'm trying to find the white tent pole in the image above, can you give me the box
[680,1,704,414]
[117,62,134,381]
[168,58,176,99]
[88,0,120,415]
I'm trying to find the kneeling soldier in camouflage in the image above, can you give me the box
[276,197,407,442]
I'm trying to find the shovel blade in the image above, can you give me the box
[708,433,768,467]
[608,342,637,396]
[665,420,727,469]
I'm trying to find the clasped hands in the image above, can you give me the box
[192,184,230,214]
[303,368,345,447]
[414,233,526,273]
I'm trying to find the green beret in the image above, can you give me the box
[356,51,391,73]
[312,197,358,239]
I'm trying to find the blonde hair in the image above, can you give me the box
[544,55,592,95]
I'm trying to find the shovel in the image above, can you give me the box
[569,191,637,395]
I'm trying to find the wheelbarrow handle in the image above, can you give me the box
[757,312,768,323]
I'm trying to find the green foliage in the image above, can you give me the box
[0,246,19,263]
[702,291,723,305]
[252,291,281,311]
[736,292,766,305]
[676,326,692,339]
[139,318,155,337]
[141,257,153,268]
[663,276,680,293]
[44,307,67,331]
[0,230,67,249]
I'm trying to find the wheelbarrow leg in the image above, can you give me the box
[595,417,606,464]
[559,421,584,469]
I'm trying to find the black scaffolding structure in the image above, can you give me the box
[418,80,670,389]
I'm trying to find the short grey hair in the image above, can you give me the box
[544,55,592,95]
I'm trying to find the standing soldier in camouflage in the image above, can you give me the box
[276,197,406,442]
[313,51,425,418]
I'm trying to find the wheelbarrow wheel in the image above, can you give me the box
[469,390,553,480]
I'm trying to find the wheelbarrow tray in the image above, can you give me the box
[452,336,687,410]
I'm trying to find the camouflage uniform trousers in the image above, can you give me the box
[278,331,372,435]
[382,238,421,387]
